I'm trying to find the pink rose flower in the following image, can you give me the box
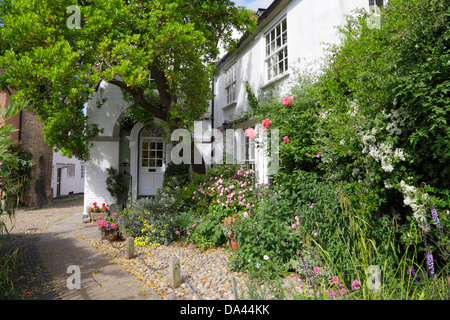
[245,127,256,139]
[282,96,293,106]
[283,136,290,143]
[262,118,271,131]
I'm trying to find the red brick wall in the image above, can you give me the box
[1,90,53,207]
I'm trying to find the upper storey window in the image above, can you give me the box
[265,18,288,81]
[225,63,236,104]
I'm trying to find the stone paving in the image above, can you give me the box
[1,194,310,301]
[0,195,161,300]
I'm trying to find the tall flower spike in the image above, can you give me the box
[430,203,440,227]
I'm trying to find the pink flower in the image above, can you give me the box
[292,224,296,229]
[283,136,290,143]
[331,276,340,285]
[316,153,321,158]
[113,212,118,216]
[245,127,256,139]
[313,267,321,274]
[351,280,361,290]
[282,96,293,106]
[243,212,248,218]
[262,118,271,131]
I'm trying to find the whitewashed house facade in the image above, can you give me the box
[51,150,85,198]
[212,0,383,184]
[83,0,384,219]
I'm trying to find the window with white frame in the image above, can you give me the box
[265,18,288,81]
[244,134,256,171]
[80,163,85,179]
[369,0,385,12]
[225,63,236,104]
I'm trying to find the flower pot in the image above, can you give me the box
[230,238,238,251]
[104,231,119,241]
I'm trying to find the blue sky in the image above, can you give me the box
[233,0,274,10]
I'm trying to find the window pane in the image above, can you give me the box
[149,159,156,167]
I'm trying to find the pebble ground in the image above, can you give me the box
[1,195,311,300]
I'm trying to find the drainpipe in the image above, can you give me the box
[210,75,215,167]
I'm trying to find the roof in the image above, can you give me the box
[216,0,287,68]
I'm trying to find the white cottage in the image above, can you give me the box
[83,0,385,220]
[52,150,85,198]
[212,0,384,184]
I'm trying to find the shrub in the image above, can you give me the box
[121,190,181,246]
[231,186,301,278]
[163,162,190,188]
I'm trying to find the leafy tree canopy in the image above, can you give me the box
[0,0,256,160]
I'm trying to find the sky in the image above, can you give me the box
[233,0,275,10]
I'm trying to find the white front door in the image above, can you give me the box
[139,138,165,196]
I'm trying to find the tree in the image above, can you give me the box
[0,0,256,160]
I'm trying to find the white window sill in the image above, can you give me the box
[223,101,237,109]
[261,72,290,90]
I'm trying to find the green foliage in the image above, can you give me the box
[231,187,301,278]
[105,167,128,206]
[0,143,34,211]
[163,162,190,188]
[0,0,256,160]
[122,191,180,246]
[184,213,226,251]
[255,71,322,176]
[0,247,19,299]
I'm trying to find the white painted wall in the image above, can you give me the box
[214,0,370,127]
[212,0,370,182]
[83,140,120,218]
[84,80,130,218]
[51,150,84,198]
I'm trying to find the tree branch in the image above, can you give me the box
[107,78,168,121]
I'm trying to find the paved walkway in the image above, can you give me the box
[39,212,162,300]
[1,196,162,300]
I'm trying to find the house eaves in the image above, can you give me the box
[216,0,290,69]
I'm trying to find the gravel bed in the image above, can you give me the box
[86,237,310,300]
[1,195,311,300]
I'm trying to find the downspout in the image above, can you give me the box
[210,75,215,167]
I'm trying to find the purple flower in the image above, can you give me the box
[407,269,416,277]
[426,250,435,278]
[430,205,440,227]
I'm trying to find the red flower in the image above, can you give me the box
[262,118,271,131]
[103,207,107,211]
[93,202,97,206]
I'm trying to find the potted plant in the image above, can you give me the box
[97,212,124,241]
[222,216,238,251]
[88,202,109,220]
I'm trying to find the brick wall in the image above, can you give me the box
[1,90,53,207]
